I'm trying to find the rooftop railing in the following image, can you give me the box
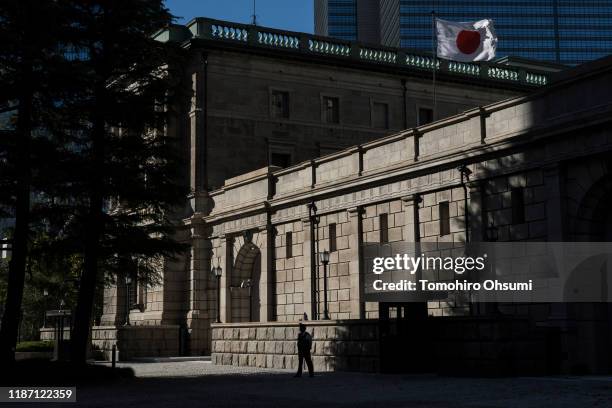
[158,17,552,88]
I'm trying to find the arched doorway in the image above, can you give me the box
[572,176,612,242]
[231,241,261,322]
[566,171,612,373]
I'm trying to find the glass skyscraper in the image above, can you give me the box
[316,0,358,41]
[315,0,612,65]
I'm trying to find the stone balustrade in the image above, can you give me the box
[154,17,550,88]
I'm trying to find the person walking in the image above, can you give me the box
[294,323,314,377]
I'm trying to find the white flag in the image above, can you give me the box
[436,18,497,62]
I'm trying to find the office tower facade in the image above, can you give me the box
[315,0,612,65]
[315,0,400,46]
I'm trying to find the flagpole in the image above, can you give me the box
[431,10,437,121]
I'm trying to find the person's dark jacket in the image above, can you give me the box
[297,331,312,353]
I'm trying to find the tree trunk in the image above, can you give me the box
[0,60,33,364]
[70,83,106,365]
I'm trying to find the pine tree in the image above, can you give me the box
[0,0,68,364]
[61,1,188,364]
[1,0,187,365]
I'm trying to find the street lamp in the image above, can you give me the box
[212,265,222,323]
[42,289,49,328]
[319,250,330,320]
[307,202,320,320]
[124,275,132,326]
[457,164,472,243]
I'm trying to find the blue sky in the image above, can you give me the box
[164,0,314,33]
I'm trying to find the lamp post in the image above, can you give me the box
[212,266,222,323]
[457,164,472,242]
[307,202,320,320]
[124,275,132,326]
[42,289,49,328]
[319,250,330,320]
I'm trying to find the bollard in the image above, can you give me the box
[111,344,116,369]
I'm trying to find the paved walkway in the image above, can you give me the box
[46,361,612,407]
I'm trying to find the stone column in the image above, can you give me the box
[401,195,420,244]
[468,181,496,315]
[543,164,567,242]
[347,206,364,319]
[219,235,233,323]
[468,181,485,242]
[189,56,206,197]
[301,217,315,320]
[543,163,573,373]
[543,165,569,313]
[258,224,276,322]
[188,222,208,315]
[401,195,427,318]
[187,221,213,354]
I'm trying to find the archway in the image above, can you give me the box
[571,175,612,242]
[231,241,261,322]
[565,171,612,373]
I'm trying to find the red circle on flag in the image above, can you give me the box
[456,30,481,54]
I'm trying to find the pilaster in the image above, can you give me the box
[347,206,364,319]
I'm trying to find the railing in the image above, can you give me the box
[487,66,519,81]
[525,72,548,85]
[168,17,553,89]
[360,47,397,64]
[210,23,248,42]
[258,31,299,49]
[448,61,480,76]
[405,53,439,70]
[308,39,351,56]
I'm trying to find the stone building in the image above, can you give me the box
[203,56,612,375]
[94,18,562,366]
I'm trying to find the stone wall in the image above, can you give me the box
[314,212,354,320]
[211,320,379,372]
[91,325,180,361]
[431,317,559,376]
[274,221,306,321]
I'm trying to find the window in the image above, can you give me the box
[271,90,289,119]
[329,223,337,252]
[511,187,525,224]
[439,201,450,236]
[372,102,389,129]
[379,214,389,243]
[323,96,340,124]
[418,107,434,126]
[286,232,293,259]
[271,152,291,168]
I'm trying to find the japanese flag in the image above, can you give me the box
[436,18,497,62]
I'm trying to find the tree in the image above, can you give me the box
[62,1,187,364]
[0,0,67,363]
[1,0,187,365]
